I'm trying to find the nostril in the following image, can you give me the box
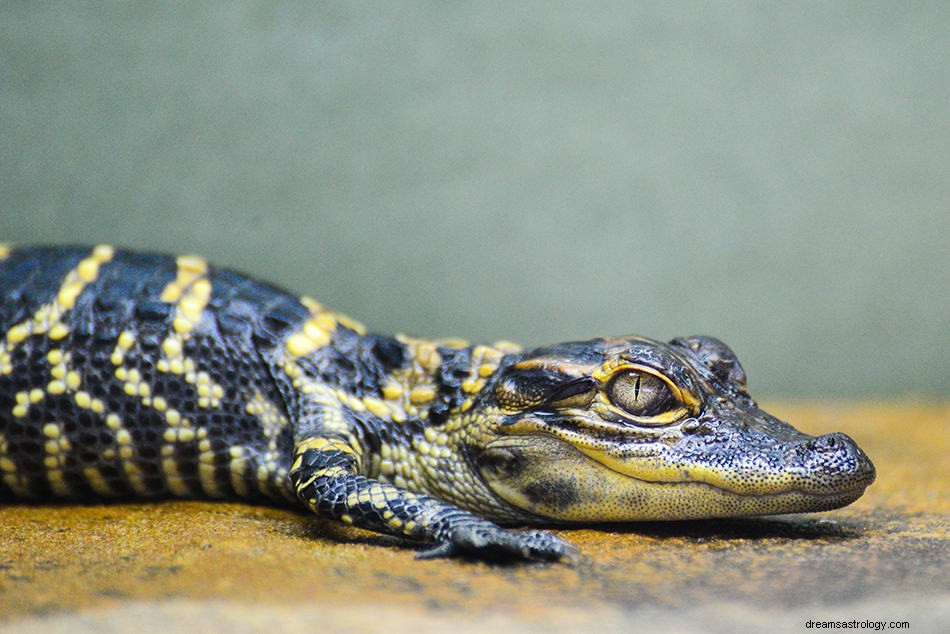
[806,432,846,453]
[794,432,876,490]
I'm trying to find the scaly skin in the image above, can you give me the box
[0,245,875,562]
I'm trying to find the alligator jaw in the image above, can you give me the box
[575,431,877,520]
[568,414,878,520]
[477,426,875,523]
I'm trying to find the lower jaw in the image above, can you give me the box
[527,482,869,523]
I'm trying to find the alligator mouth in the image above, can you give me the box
[571,464,873,520]
[618,474,871,514]
[561,429,875,519]
[479,432,875,523]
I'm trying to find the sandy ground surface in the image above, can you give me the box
[1,401,947,633]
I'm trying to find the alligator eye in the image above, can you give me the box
[608,371,678,418]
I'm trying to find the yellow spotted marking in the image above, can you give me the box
[76,257,101,282]
[245,392,288,439]
[2,246,113,374]
[282,297,364,359]
[56,281,84,309]
[189,371,224,409]
[47,322,69,341]
[409,385,436,405]
[65,371,82,391]
[241,392,288,497]
[199,461,223,497]
[297,436,356,456]
[381,383,404,401]
[310,465,349,479]
[179,278,211,323]
[371,495,390,511]
[51,361,67,379]
[155,255,213,422]
[285,321,332,357]
[11,391,30,418]
[362,396,391,419]
[74,391,91,409]
[412,341,441,373]
[0,243,10,260]
[102,409,149,495]
[171,317,192,334]
[117,331,136,350]
[82,467,117,497]
[161,456,190,497]
[159,254,208,303]
[461,378,485,394]
[1,437,31,497]
[229,446,249,498]
[91,244,115,260]
[111,331,136,366]
[162,337,182,358]
[5,324,30,345]
[41,422,73,496]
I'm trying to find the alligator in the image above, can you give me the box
[0,245,876,561]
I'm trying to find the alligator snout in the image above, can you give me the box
[794,432,876,495]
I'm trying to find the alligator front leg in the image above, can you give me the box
[289,437,577,562]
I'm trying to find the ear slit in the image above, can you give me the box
[544,378,595,405]
[493,368,593,411]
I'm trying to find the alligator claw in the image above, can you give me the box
[416,527,579,563]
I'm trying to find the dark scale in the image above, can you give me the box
[0,245,876,562]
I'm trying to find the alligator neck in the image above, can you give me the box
[271,306,521,435]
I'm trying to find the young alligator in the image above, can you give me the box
[0,245,876,561]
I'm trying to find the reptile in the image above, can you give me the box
[0,244,876,562]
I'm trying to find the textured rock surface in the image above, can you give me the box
[1,402,947,632]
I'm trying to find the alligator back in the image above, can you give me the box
[0,245,307,502]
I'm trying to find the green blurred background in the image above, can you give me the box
[1,3,946,397]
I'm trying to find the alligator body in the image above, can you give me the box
[0,245,875,561]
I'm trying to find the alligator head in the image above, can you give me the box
[472,335,876,523]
